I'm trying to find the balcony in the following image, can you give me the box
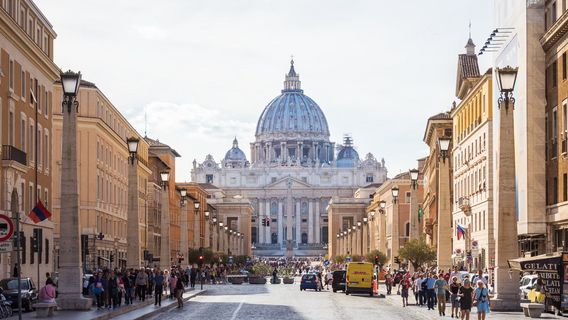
[458,197,471,215]
[2,145,28,173]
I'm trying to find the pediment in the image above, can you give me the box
[265,176,312,189]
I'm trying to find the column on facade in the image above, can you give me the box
[281,142,286,161]
[286,191,293,241]
[308,200,314,243]
[267,143,271,162]
[313,142,318,162]
[315,200,321,243]
[277,200,283,245]
[258,200,265,244]
[295,199,301,244]
[362,222,368,255]
[265,199,271,244]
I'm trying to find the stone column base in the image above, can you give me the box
[490,295,521,311]
[56,294,93,310]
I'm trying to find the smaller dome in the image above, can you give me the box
[336,136,360,168]
[224,138,247,162]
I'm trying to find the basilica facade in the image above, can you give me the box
[191,61,388,255]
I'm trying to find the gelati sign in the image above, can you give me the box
[512,255,563,309]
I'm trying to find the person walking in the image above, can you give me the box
[385,272,393,295]
[425,273,437,310]
[169,274,177,300]
[414,273,424,306]
[175,273,185,308]
[473,280,490,320]
[107,271,118,309]
[190,267,197,288]
[458,279,474,320]
[93,273,105,310]
[122,271,133,305]
[399,275,410,307]
[435,273,448,316]
[135,268,148,301]
[154,270,165,307]
[449,276,460,318]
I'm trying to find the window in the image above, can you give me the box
[405,191,411,203]
[405,222,410,237]
[553,107,559,158]
[206,174,214,184]
[562,52,566,80]
[21,70,25,97]
[9,60,13,89]
[8,111,14,145]
[37,126,42,167]
[29,122,34,161]
[20,118,26,151]
[562,173,568,201]
[45,239,49,264]
[44,131,48,167]
[366,174,374,183]
[553,61,558,87]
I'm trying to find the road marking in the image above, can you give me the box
[230,299,245,320]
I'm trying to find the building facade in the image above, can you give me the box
[192,61,388,256]
[0,0,58,285]
[493,0,547,255]
[451,64,495,271]
[542,0,568,253]
[52,80,151,271]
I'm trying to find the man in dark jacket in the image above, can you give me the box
[122,271,133,305]
[190,267,197,288]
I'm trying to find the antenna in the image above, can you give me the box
[144,107,147,137]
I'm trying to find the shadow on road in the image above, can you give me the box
[201,284,270,295]
[163,301,305,320]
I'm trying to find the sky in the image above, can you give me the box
[37,0,493,182]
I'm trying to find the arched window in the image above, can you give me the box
[301,233,308,244]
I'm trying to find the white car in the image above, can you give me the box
[519,274,538,299]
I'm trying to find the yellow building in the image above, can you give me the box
[0,1,58,287]
[451,67,494,271]
[52,80,151,270]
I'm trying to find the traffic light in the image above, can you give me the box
[32,229,39,252]
[262,218,266,226]
[198,255,204,266]
[374,255,379,265]
[265,217,270,227]
[110,254,114,263]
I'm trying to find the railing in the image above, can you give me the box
[2,145,27,166]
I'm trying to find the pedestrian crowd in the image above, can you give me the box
[384,266,490,320]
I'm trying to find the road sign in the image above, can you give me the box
[0,241,13,252]
[0,214,14,242]
[471,240,479,249]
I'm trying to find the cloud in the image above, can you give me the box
[126,101,255,181]
[131,25,168,40]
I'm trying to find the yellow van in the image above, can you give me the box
[345,262,374,296]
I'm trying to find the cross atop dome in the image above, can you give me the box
[283,58,302,92]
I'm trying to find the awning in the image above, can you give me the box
[508,253,562,271]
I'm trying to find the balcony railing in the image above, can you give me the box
[2,145,27,166]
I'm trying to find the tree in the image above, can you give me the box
[334,255,345,264]
[365,250,388,266]
[398,237,436,270]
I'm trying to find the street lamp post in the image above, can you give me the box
[357,221,362,255]
[391,187,400,265]
[218,222,224,253]
[179,189,188,266]
[362,217,368,254]
[204,210,210,248]
[492,66,520,310]
[378,201,387,252]
[57,70,92,309]
[437,136,452,272]
[159,171,171,270]
[212,216,218,251]
[409,168,419,240]
[193,200,201,248]
[126,137,141,269]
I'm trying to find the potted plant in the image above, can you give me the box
[249,263,269,284]
[282,267,294,284]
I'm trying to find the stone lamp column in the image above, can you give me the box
[159,171,171,270]
[179,189,188,265]
[126,137,141,269]
[437,137,452,271]
[57,70,92,310]
[391,187,400,265]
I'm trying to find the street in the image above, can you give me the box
[154,280,432,320]
[152,279,564,320]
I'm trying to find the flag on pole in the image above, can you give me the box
[456,224,467,240]
[29,200,51,223]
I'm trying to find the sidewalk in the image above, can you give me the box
[13,288,205,320]
[380,290,564,320]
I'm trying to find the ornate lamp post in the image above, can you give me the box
[159,171,171,270]
[492,66,520,310]
[126,137,141,269]
[57,70,92,309]
[193,199,201,248]
[409,169,419,240]
[436,136,452,272]
[363,217,369,253]
[219,222,224,253]
[391,187,400,265]
[179,188,188,265]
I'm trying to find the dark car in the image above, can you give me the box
[0,277,38,312]
[300,274,320,291]
[332,270,346,293]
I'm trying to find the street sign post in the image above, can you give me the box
[0,214,14,242]
[0,241,13,253]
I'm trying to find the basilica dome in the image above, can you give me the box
[255,60,330,141]
[224,138,247,162]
